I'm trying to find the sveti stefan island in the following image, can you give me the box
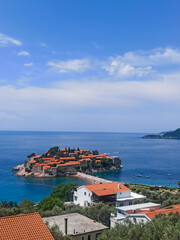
[1,1,180,240]
[12,147,122,178]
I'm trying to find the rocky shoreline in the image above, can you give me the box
[12,165,56,178]
[12,164,122,178]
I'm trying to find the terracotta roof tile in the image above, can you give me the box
[144,204,180,219]
[0,212,54,240]
[84,182,130,196]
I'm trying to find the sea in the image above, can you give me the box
[0,131,179,203]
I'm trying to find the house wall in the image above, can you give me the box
[116,190,131,199]
[73,187,92,207]
[110,215,149,228]
[71,230,104,240]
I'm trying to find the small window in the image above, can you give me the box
[82,237,85,240]
[129,201,132,205]
[84,192,86,195]
[74,196,78,201]
[96,233,101,240]
[120,203,123,206]
[88,235,91,240]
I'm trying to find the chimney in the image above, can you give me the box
[118,184,121,189]
[64,217,68,235]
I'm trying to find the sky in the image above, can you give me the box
[0,0,180,133]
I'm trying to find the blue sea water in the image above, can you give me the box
[0,131,179,203]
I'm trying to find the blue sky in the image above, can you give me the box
[0,0,180,132]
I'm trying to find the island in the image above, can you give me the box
[142,128,180,139]
[12,147,123,178]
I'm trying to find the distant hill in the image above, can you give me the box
[142,128,180,139]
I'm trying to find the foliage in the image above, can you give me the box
[48,146,59,157]
[0,200,18,208]
[40,202,115,227]
[27,153,35,159]
[98,213,180,240]
[93,150,99,155]
[0,199,36,217]
[24,160,28,167]
[126,184,180,207]
[46,222,71,240]
[38,196,63,211]
[18,199,35,213]
[50,183,76,202]
[80,163,89,172]
[101,157,111,168]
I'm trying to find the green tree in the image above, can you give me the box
[18,199,35,213]
[98,213,180,240]
[27,153,35,159]
[92,150,99,155]
[50,183,76,202]
[46,223,71,240]
[48,146,59,157]
[38,196,63,211]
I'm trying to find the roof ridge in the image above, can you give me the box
[0,212,39,220]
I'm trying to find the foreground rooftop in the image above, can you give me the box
[0,212,54,240]
[43,213,108,236]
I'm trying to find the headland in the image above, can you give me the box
[142,128,180,139]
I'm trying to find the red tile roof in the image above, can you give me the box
[29,160,36,164]
[32,155,42,159]
[0,212,54,240]
[144,204,180,220]
[59,161,79,167]
[84,182,130,196]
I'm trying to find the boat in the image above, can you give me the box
[137,174,142,177]
[146,176,150,178]
[167,174,171,176]
[157,172,161,174]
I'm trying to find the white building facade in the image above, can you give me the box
[73,182,145,207]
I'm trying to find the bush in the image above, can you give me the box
[38,196,63,211]
[50,183,76,202]
[98,213,180,240]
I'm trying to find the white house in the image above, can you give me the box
[73,182,145,207]
[110,202,161,227]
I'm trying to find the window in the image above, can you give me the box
[129,201,132,205]
[74,196,78,201]
[120,203,123,206]
[88,235,91,240]
[96,233,101,240]
[84,192,86,195]
[81,237,85,240]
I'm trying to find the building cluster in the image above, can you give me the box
[1,181,180,240]
[26,148,122,176]
[73,181,180,230]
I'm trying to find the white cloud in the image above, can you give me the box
[18,51,30,56]
[0,74,179,117]
[47,59,91,73]
[103,48,180,78]
[0,33,22,47]
[103,62,153,78]
[24,63,34,67]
